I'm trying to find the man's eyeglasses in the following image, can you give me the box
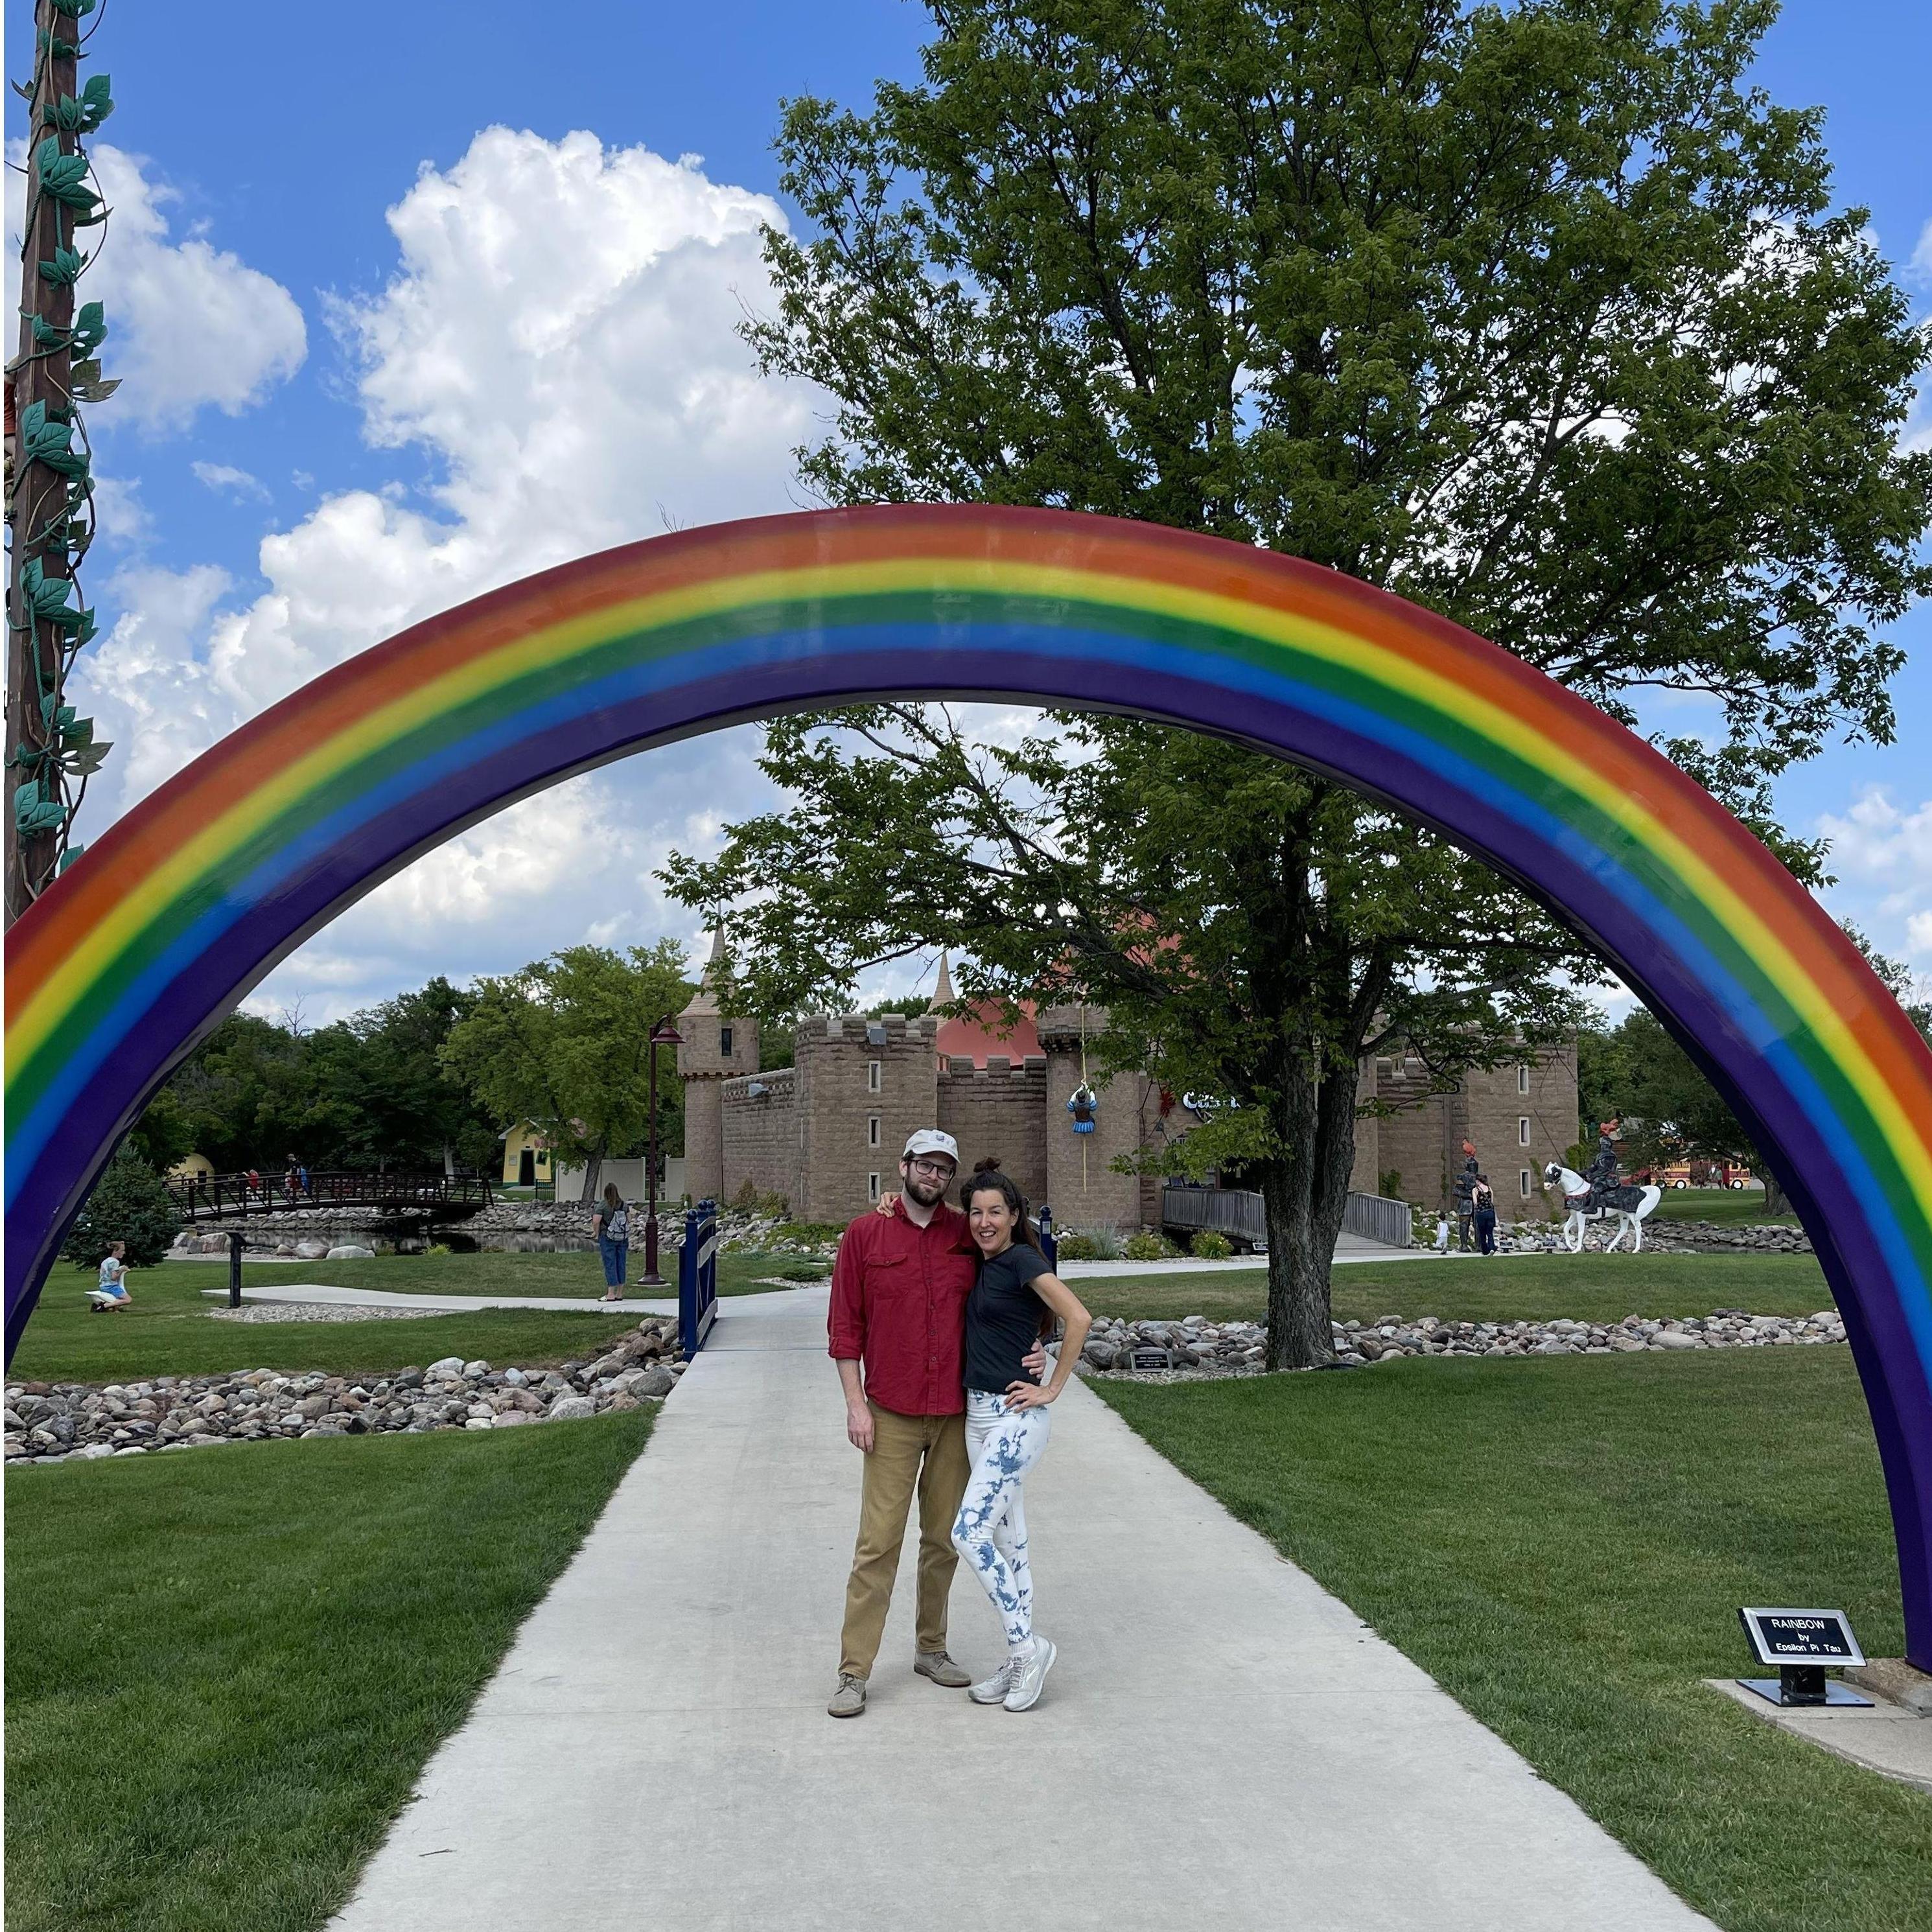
[905,1158,955,1179]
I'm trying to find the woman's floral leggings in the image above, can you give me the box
[953,1389,1053,1656]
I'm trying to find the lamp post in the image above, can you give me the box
[642,1016,684,1285]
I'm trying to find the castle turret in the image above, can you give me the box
[677,930,758,1203]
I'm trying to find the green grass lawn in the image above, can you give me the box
[1651,1185,1799,1226]
[8,1249,822,1387]
[5,1410,654,1932]
[1075,1251,1832,1325]
[1095,1350,1926,1932]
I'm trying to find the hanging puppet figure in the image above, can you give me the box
[1067,1084,1099,1135]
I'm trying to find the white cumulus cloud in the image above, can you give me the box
[191,460,270,500]
[1815,787,1932,968]
[74,127,821,1014]
[80,145,307,428]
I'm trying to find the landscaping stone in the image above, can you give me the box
[1077,1307,1847,1381]
[326,1244,377,1260]
[2,1318,683,1464]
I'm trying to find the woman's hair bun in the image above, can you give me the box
[972,1155,1003,1174]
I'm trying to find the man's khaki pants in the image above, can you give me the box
[839,1401,972,1679]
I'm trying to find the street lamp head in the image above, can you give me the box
[649,1019,685,1045]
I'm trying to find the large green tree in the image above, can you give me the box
[439,943,692,1202]
[303,978,499,1172]
[678,0,1929,1366]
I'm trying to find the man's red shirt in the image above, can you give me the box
[828,1196,977,1416]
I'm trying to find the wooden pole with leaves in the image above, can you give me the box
[5,0,115,923]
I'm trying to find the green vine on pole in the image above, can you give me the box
[5,0,118,905]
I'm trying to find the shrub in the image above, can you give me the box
[730,1181,791,1217]
[1191,1229,1233,1259]
[1052,1231,1101,1261]
[61,1148,182,1268]
[1121,1231,1176,1261]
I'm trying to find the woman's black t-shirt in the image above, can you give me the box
[962,1242,1053,1394]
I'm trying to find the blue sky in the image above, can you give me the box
[16,0,1931,1021]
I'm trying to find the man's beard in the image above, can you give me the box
[902,1171,949,1208]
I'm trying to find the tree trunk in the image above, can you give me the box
[580,1143,605,1202]
[1259,1049,1362,1370]
[1762,1170,1788,1217]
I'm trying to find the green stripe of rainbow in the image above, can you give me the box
[6,506,1931,1662]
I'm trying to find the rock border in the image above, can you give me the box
[5,1318,683,1464]
[1080,1307,1846,1379]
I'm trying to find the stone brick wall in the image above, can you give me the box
[1037,1006,1159,1233]
[938,1055,1049,1208]
[1372,1042,1579,1216]
[721,1067,798,1209]
[795,1014,941,1225]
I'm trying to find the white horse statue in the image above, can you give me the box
[1543,1163,1663,1253]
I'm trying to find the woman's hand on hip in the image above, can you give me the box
[1003,1380,1054,1411]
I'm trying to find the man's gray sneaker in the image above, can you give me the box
[914,1649,972,1688]
[1003,1636,1056,1712]
[827,1673,867,1718]
[968,1659,1016,1705]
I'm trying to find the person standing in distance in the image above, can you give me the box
[826,1129,1042,1718]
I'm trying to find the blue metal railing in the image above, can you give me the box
[679,1199,720,1356]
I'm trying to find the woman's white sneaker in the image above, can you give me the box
[1003,1636,1056,1711]
[968,1660,1015,1705]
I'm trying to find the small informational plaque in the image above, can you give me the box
[1738,1608,1865,1668]
[1123,1345,1173,1372]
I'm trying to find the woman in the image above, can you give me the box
[1472,1172,1498,1255]
[951,1158,1092,1712]
[592,1182,630,1299]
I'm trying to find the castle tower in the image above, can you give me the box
[677,929,758,1204]
[794,1011,940,1223]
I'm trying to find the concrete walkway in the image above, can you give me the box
[212,1238,1444,1319]
[200,1283,681,1316]
[330,1289,1710,1932]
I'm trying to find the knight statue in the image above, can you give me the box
[1583,1122,1641,1213]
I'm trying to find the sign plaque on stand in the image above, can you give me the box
[1736,1607,1872,1708]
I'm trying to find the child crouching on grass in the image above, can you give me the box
[87,1241,132,1313]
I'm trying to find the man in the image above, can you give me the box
[825,1128,1016,1719]
[1453,1144,1480,1251]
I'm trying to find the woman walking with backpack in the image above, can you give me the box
[593,1183,630,1299]
[1472,1174,1498,1256]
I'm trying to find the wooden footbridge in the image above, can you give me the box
[166,1170,495,1222]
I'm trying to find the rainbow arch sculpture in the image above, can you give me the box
[8,505,1932,1664]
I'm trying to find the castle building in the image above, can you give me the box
[677,942,1578,1230]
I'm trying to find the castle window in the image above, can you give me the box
[867,1115,881,1148]
[1520,1169,1533,1196]
[1519,1116,1531,1145]
[867,1172,881,1202]
[867,1059,881,1093]
[719,1025,734,1059]
[1517,1064,1530,1093]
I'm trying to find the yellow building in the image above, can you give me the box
[169,1152,215,1181]
[498,1121,555,1188]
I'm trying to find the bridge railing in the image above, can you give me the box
[165,1170,495,1220]
[679,1199,720,1356]
[1160,1182,1412,1251]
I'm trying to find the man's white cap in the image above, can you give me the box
[902,1128,960,1163]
